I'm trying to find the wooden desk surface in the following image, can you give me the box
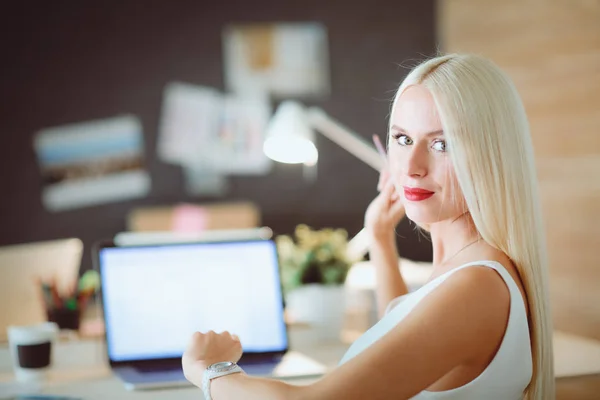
[1,327,600,399]
[0,325,348,400]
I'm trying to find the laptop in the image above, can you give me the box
[94,238,327,390]
[0,238,83,342]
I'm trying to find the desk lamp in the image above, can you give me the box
[263,101,385,260]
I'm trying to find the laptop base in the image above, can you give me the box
[115,351,327,391]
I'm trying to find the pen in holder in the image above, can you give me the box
[39,270,99,331]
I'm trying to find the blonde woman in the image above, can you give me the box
[182,54,554,400]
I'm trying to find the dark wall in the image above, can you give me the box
[0,0,436,270]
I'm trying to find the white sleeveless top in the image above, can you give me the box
[339,260,532,399]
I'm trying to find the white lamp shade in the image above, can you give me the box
[263,101,318,165]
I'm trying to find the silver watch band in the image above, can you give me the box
[202,362,243,400]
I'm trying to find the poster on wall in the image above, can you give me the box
[223,22,330,98]
[209,94,273,174]
[33,115,151,212]
[157,81,272,196]
[157,83,223,168]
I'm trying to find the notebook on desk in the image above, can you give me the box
[93,239,326,391]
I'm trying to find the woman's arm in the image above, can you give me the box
[303,266,510,399]
[181,332,309,400]
[186,266,510,400]
[370,232,409,318]
[364,175,409,317]
[209,373,302,400]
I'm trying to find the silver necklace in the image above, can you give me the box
[441,238,481,265]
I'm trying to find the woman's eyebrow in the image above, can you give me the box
[391,125,444,137]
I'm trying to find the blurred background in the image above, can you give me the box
[0,0,599,370]
[0,0,437,269]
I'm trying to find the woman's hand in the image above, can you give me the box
[364,169,406,242]
[182,330,243,387]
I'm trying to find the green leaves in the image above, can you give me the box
[277,224,352,294]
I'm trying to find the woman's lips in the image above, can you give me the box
[403,187,434,201]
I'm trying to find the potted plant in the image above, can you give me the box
[276,224,356,339]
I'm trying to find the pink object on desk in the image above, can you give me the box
[171,204,208,232]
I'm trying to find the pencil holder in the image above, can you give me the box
[47,308,81,331]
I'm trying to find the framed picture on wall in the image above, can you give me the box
[223,22,331,98]
[33,115,151,212]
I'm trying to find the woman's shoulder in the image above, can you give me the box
[453,252,530,319]
[386,263,514,369]
[435,264,512,317]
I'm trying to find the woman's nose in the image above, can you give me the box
[404,147,428,178]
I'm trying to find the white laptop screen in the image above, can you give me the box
[98,240,288,362]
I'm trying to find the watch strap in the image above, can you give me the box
[202,363,243,400]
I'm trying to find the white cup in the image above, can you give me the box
[7,322,59,382]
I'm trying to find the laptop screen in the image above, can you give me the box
[98,240,288,362]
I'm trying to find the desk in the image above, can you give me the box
[0,325,348,400]
[2,327,600,399]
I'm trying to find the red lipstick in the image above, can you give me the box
[403,187,434,201]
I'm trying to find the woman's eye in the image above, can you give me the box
[432,140,447,152]
[395,134,413,146]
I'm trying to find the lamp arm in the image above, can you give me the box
[306,107,383,172]
[306,107,386,261]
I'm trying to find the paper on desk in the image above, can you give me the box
[33,115,150,212]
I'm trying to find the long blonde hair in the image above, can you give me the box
[390,54,554,399]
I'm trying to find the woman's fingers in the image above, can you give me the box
[377,169,390,192]
[380,180,396,202]
[390,184,400,201]
[390,195,406,221]
[224,331,240,342]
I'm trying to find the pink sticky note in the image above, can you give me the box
[171,204,208,232]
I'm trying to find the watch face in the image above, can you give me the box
[209,361,234,371]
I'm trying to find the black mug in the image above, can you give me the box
[7,322,59,382]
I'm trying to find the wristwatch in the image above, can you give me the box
[202,361,244,400]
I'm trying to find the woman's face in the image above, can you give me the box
[388,84,467,224]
